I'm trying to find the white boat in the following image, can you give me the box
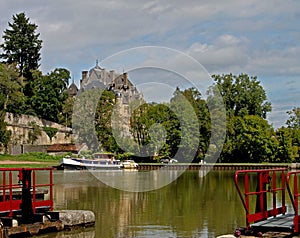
[59,153,122,170]
[121,160,138,169]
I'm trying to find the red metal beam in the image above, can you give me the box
[0,168,54,217]
[235,168,287,229]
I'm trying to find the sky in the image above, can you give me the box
[0,0,299,128]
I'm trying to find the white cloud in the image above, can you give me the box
[0,0,300,127]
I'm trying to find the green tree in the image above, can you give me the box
[130,102,181,161]
[95,90,119,152]
[179,87,211,162]
[43,127,58,142]
[0,63,25,114]
[72,88,102,151]
[212,73,271,119]
[30,68,70,122]
[221,115,276,163]
[286,107,300,129]
[0,12,42,85]
[274,127,299,163]
[61,96,75,127]
[0,110,11,152]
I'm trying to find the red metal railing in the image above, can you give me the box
[286,171,300,233]
[0,168,53,217]
[235,168,287,229]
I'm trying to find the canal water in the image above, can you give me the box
[37,170,293,238]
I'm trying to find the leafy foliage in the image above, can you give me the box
[0,12,42,83]
[1,12,300,163]
[95,90,120,152]
[27,121,42,144]
[212,73,271,118]
[43,127,58,142]
[0,110,11,152]
[30,68,70,122]
[221,115,276,163]
[286,107,300,129]
[0,63,25,114]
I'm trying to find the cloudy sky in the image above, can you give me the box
[0,0,299,128]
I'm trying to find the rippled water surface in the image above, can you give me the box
[35,170,291,238]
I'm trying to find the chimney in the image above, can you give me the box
[82,71,88,81]
[123,72,128,85]
[110,70,115,84]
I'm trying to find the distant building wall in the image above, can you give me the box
[9,145,49,155]
[4,113,75,154]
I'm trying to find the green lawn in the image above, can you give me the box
[0,152,63,168]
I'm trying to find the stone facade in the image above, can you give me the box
[80,62,143,104]
[80,62,144,137]
[4,113,74,154]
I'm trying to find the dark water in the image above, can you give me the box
[36,170,292,238]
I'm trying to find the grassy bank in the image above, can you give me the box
[0,152,63,168]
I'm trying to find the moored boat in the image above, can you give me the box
[121,160,138,169]
[59,153,122,170]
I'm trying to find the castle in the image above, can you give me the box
[79,61,143,104]
[74,62,144,137]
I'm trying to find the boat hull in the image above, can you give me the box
[59,158,122,170]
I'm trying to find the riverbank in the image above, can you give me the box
[137,162,296,171]
[0,153,61,168]
[0,152,299,170]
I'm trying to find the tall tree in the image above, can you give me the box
[30,68,70,122]
[286,107,300,129]
[0,63,25,114]
[221,115,276,163]
[212,73,271,119]
[95,90,119,152]
[0,12,42,96]
[0,63,25,151]
[0,110,10,153]
[180,87,210,161]
[274,127,299,163]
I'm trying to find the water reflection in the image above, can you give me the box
[89,169,184,192]
[47,170,247,238]
[34,170,298,237]
[46,227,95,238]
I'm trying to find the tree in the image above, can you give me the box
[179,87,210,161]
[72,88,103,151]
[0,110,11,152]
[30,68,70,122]
[286,107,300,129]
[0,63,25,114]
[0,12,42,97]
[130,102,181,161]
[95,90,119,152]
[274,127,299,163]
[212,73,271,119]
[220,115,276,163]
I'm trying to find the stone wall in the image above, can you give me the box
[4,113,75,154]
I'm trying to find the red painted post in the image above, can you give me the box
[294,174,299,233]
[272,171,276,216]
[50,169,53,210]
[9,171,13,217]
[281,171,286,214]
[235,168,287,229]
[245,173,249,228]
[32,170,36,214]
[2,171,5,202]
